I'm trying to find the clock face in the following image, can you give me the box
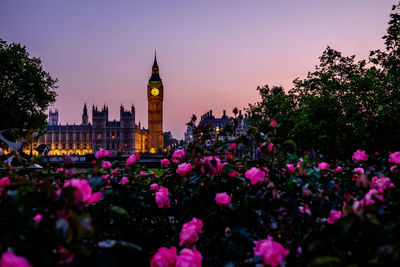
[151,88,159,96]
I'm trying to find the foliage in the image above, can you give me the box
[1,123,400,266]
[246,2,400,159]
[0,38,57,133]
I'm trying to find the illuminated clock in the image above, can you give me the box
[151,88,159,96]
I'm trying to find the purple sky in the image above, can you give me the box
[0,0,396,138]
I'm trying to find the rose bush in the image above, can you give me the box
[1,122,400,266]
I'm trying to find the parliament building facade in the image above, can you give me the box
[26,56,164,155]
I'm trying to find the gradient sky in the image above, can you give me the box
[0,0,396,138]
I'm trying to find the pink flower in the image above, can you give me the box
[389,152,400,164]
[119,177,129,185]
[56,168,64,173]
[155,186,170,209]
[245,167,266,185]
[102,161,111,170]
[139,171,147,176]
[353,167,364,174]
[150,247,177,267]
[272,189,280,199]
[303,188,312,197]
[267,143,274,152]
[58,246,74,264]
[160,158,170,167]
[150,183,159,191]
[270,119,278,128]
[126,154,137,166]
[0,177,10,188]
[176,248,202,267]
[298,204,311,216]
[215,192,232,206]
[285,164,295,174]
[361,189,385,206]
[87,192,103,205]
[296,158,304,169]
[352,149,368,162]
[371,175,395,192]
[326,210,342,224]
[318,162,329,170]
[33,214,43,222]
[200,156,224,177]
[334,166,343,172]
[390,165,398,172]
[226,151,232,160]
[0,251,32,267]
[96,148,111,159]
[172,149,185,163]
[63,179,102,205]
[230,143,236,150]
[253,236,289,267]
[111,168,119,176]
[176,163,192,177]
[179,218,203,247]
[228,170,239,177]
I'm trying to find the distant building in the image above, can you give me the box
[23,55,170,156]
[185,109,248,144]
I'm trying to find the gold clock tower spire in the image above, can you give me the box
[147,52,164,152]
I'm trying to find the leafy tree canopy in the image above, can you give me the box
[0,39,57,134]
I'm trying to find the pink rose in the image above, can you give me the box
[58,246,75,264]
[298,204,311,216]
[334,166,343,172]
[245,167,266,185]
[352,149,368,162]
[176,248,202,267]
[200,156,224,177]
[0,177,10,189]
[126,154,137,166]
[226,151,232,160]
[230,143,236,150]
[361,188,384,206]
[172,149,185,163]
[318,162,329,170]
[161,158,170,167]
[111,168,119,176]
[228,170,239,178]
[0,251,32,267]
[63,179,102,205]
[102,161,111,170]
[371,175,395,192]
[150,183,159,191]
[176,163,192,177]
[119,177,129,185]
[56,168,64,173]
[285,164,295,174]
[155,186,171,209]
[296,158,304,169]
[272,189,280,199]
[33,214,43,222]
[179,218,203,247]
[150,247,177,267]
[390,165,398,172]
[389,152,400,164]
[270,119,278,128]
[353,167,364,174]
[96,148,111,159]
[267,143,274,152]
[215,192,232,206]
[253,236,289,267]
[326,210,342,224]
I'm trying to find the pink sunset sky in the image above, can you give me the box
[0,0,396,138]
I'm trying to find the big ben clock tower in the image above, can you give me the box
[147,53,164,152]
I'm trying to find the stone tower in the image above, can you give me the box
[92,105,108,149]
[82,103,89,125]
[120,105,136,154]
[147,53,164,152]
[48,108,58,126]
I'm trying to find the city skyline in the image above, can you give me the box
[0,0,396,138]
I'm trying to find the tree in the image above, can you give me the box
[0,39,57,134]
[246,2,400,159]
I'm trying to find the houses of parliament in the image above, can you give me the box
[26,55,164,155]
